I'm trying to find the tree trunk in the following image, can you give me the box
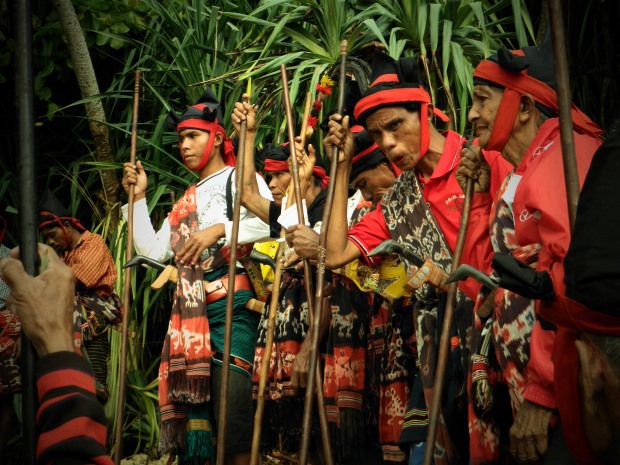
[51,0,119,229]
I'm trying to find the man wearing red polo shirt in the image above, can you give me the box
[457,41,602,464]
[290,52,511,464]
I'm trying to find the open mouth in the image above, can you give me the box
[391,154,404,166]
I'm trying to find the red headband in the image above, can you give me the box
[351,142,381,164]
[474,60,603,150]
[312,166,329,188]
[264,159,289,173]
[38,212,86,232]
[354,87,449,161]
[177,118,236,170]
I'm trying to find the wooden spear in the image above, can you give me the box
[298,40,348,465]
[280,66,335,465]
[280,67,317,315]
[423,176,474,465]
[15,1,37,463]
[215,94,250,465]
[249,91,314,465]
[548,0,580,230]
[113,70,141,465]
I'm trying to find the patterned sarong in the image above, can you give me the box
[468,177,539,464]
[0,245,21,395]
[323,274,369,462]
[74,291,122,342]
[159,185,215,458]
[381,170,458,465]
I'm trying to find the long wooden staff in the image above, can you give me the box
[113,70,141,465]
[299,40,348,465]
[280,66,317,314]
[423,177,473,465]
[280,66,335,465]
[249,91,314,465]
[215,94,250,465]
[15,2,37,463]
[548,0,580,230]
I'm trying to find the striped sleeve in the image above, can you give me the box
[35,351,113,465]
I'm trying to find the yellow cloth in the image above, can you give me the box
[334,257,410,301]
[253,240,279,283]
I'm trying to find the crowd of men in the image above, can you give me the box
[0,37,619,465]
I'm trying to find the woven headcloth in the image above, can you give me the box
[473,37,602,151]
[353,52,449,160]
[167,89,236,171]
[38,189,86,232]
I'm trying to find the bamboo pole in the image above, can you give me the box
[299,92,313,146]
[249,243,284,465]
[215,94,250,465]
[548,0,580,231]
[15,2,37,463]
[250,88,328,465]
[422,178,473,465]
[298,40,348,465]
[280,66,317,313]
[114,70,141,465]
[280,65,334,465]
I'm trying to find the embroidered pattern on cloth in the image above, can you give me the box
[252,271,310,400]
[468,176,539,465]
[381,170,456,465]
[159,185,214,455]
[75,291,122,341]
[323,201,372,458]
[0,245,21,395]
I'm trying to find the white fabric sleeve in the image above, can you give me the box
[222,173,273,245]
[121,198,174,262]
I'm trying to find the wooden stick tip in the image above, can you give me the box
[340,40,348,54]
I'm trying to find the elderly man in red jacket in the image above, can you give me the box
[457,40,602,464]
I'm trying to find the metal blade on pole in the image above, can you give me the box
[114,70,141,465]
[298,40,348,465]
[14,1,37,463]
[548,0,580,231]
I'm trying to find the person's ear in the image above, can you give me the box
[214,131,224,148]
[518,95,536,124]
[427,104,435,121]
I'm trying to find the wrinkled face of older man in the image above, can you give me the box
[468,85,504,149]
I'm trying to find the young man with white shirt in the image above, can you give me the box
[122,90,271,465]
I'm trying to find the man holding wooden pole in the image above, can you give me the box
[290,51,512,464]
[121,89,271,465]
[456,39,602,464]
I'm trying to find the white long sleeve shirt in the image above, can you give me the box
[122,166,272,263]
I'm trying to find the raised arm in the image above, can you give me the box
[232,97,271,223]
[316,114,360,268]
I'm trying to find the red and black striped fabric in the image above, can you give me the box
[35,351,112,465]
